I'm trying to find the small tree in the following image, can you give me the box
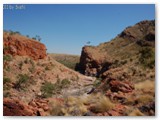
[36,35,41,41]
[15,31,21,35]
[32,37,36,40]
[26,35,30,38]
[32,35,41,41]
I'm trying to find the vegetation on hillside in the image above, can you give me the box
[49,53,80,70]
[3,30,42,42]
[139,47,155,69]
[41,79,71,98]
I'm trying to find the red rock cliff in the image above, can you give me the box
[3,33,47,60]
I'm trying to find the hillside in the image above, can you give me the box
[78,20,155,77]
[77,20,155,115]
[3,32,95,116]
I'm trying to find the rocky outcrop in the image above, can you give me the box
[3,97,64,116]
[28,99,50,116]
[3,34,47,60]
[119,20,155,41]
[3,98,36,116]
[78,46,112,76]
[109,80,134,93]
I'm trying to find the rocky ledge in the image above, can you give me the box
[3,34,47,60]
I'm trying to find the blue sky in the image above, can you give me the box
[3,4,155,55]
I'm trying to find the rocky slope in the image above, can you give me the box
[3,32,47,60]
[78,20,155,77]
[77,20,155,116]
[3,32,95,116]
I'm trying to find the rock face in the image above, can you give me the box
[78,46,112,76]
[3,34,47,60]
[3,98,36,116]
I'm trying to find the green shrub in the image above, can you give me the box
[121,60,127,65]
[32,37,36,40]
[5,66,11,72]
[3,92,11,98]
[36,35,41,41]
[45,66,50,70]
[28,59,35,72]
[29,66,35,73]
[41,79,71,98]
[3,77,11,85]
[3,46,10,52]
[139,47,155,68]
[14,74,30,90]
[24,58,29,64]
[3,55,12,62]
[93,78,102,88]
[41,81,55,98]
[9,30,21,35]
[110,59,127,68]
[45,63,55,71]
[130,58,133,62]
[19,61,23,69]
[29,59,34,65]
[3,77,11,90]
[55,79,71,90]
[14,31,21,35]
[61,79,71,87]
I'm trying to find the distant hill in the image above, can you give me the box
[49,53,80,70]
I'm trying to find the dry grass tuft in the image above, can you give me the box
[135,80,155,90]
[94,96,115,112]
[128,109,144,116]
[135,80,154,91]
[50,96,88,116]
[136,94,154,105]
[50,100,64,116]
[50,93,114,116]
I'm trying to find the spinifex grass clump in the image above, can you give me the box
[14,74,30,90]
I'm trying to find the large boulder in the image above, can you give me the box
[78,46,112,77]
[3,33,47,60]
